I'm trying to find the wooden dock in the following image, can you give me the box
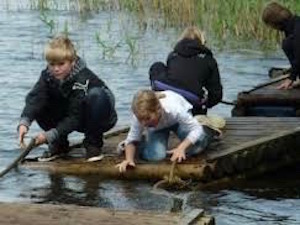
[0,202,214,225]
[20,117,300,186]
[232,75,300,116]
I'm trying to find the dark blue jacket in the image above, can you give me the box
[282,16,300,80]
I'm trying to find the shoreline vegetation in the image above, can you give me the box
[4,0,299,61]
[23,0,298,42]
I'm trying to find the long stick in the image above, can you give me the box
[0,138,36,178]
[245,74,290,94]
[220,100,236,106]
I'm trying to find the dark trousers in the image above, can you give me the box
[36,87,117,148]
[149,61,168,84]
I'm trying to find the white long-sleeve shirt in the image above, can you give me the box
[125,91,204,145]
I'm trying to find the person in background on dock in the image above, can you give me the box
[116,90,218,173]
[149,26,223,115]
[262,1,300,90]
[17,35,117,162]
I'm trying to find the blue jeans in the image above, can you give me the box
[138,124,212,161]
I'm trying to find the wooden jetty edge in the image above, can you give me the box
[20,117,300,187]
[0,202,214,225]
[232,75,300,116]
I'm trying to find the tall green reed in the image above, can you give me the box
[27,0,300,44]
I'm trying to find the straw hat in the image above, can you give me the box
[195,114,226,135]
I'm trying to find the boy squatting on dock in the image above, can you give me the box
[116,90,218,173]
[17,36,117,162]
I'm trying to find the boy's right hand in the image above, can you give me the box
[18,125,28,148]
[116,160,136,173]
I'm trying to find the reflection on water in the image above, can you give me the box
[188,165,300,225]
[0,1,299,225]
[22,173,175,211]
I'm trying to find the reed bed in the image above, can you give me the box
[25,0,300,43]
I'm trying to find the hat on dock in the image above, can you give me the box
[195,114,226,136]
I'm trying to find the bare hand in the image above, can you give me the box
[18,125,28,149]
[115,160,136,173]
[167,147,186,162]
[277,79,293,90]
[35,132,47,145]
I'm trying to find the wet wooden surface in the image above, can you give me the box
[204,117,300,160]
[235,77,300,105]
[104,117,300,162]
[0,202,214,225]
[21,117,300,179]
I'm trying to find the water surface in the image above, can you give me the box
[0,1,299,224]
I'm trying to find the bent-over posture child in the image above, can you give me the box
[116,90,216,173]
[18,36,117,162]
[262,1,300,89]
[149,26,223,115]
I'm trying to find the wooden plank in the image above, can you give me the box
[206,126,300,160]
[0,203,181,225]
[198,145,300,190]
[180,209,204,225]
[232,76,300,116]
[225,124,300,129]
[245,74,289,94]
[21,157,212,181]
[225,117,300,122]
[19,117,300,184]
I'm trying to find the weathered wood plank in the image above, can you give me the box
[0,202,214,225]
[206,127,300,160]
[232,76,300,116]
[20,117,300,185]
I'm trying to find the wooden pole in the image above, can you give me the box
[21,158,213,181]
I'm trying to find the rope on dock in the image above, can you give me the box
[153,161,191,190]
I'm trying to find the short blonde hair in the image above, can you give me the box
[44,36,77,63]
[179,26,206,45]
[262,1,293,30]
[131,90,162,121]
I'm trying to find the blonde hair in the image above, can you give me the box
[179,26,206,45]
[131,90,163,121]
[44,36,77,63]
[262,1,293,30]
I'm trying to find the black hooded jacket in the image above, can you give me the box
[282,15,300,81]
[166,38,222,108]
[20,58,116,141]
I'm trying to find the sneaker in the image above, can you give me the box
[116,140,126,155]
[86,154,104,162]
[37,141,69,162]
[38,151,61,162]
[85,145,103,162]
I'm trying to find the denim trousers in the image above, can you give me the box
[138,124,212,161]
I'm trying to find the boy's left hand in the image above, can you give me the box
[35,132,47,145]
[167,147,186,162]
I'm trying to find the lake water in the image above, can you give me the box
[0,1,299,224]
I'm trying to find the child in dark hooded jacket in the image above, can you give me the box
[18,36,117,162]
[149,26,223,115]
